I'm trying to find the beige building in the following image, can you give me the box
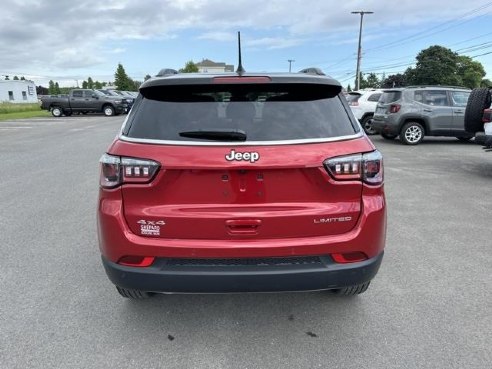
[196,59,234,73]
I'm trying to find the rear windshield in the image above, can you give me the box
[124,84,358,142]
[346,93,361,103]
[379,91,402,104]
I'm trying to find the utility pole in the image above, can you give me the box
[351,11,373,90]
[287,59,295,73]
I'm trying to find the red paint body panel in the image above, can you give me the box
[97,138,386,262]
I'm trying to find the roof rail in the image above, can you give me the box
[404,85,469,90]
[298,67,325,76]
[156,68,179,77]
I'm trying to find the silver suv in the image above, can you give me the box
[372,86,472,145]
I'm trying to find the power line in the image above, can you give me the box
[365,2,492,53]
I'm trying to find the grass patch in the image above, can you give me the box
[0,102,42,114]
[0,102,50,121]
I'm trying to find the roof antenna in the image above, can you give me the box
[236,31,245,75]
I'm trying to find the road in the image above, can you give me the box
[1,116,491,369]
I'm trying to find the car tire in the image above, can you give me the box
[361,115,376,135]
[400,122,424,145]
[464,88,491,133]
[103,105,115,116]
[331,281,370,296]
[381,132,398,140]
[116,286,154,299]
[51,106,63,117]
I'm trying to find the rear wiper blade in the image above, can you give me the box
[179,129,247,141]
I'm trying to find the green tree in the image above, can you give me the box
[114,63,133,90]
[481,78,492,87]
[404,45,485,88]
[87,77,94,89]
[54,82,61,94]
[144,74,152,81]
[382,73,407,88]
[48,80,56,94]
[20,76,26,80]
[131,80,142,91]
[82,80,88,89]
[94,81,103,89]
[360,73,380,89]
[346,84,352,92]
[457,56,485,88]
[405,46,460,86]
[179,60,199,73]
[13,75,19,80]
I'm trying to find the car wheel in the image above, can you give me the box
[51,106,63,117]
[400,122,424,145]
[381,132,397,140]
[103,105,115,116]
[464,88,491,133]
[331,281,370,296]
[116,286,154,299]
[361,115,376,135]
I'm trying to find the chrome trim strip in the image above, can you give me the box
[118,131,364,146]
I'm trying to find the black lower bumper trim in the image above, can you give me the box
[102,252,384,293]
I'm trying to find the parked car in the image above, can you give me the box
[98,70,386,299]
[464,87,492,151]
[346,89,383,135]
[372,86,472,145]
[97,89,135,112]
[40,89,128,117]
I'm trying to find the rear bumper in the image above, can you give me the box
[372,119,399,135]
[102,252,384,293]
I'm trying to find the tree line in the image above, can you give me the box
[349,45,489,91]
[44,61,200,95]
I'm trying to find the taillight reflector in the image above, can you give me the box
[331,252,368,263]
[118,256,155,267]
[324,150,383,185]
[389,104,401,113]
[482,108,492,123]
[99,154,160,188]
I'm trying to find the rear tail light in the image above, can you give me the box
[324,150,383,185]
[99,154,160,188]
[482,108,492,123]
[118,256,155,267]
[331,252,368,263]
[389,104,401,113]
[348,101,359,106]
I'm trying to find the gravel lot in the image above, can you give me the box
[1,116,490,369]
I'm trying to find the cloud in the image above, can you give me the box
[246,37,304,50]
[0,0,489,79]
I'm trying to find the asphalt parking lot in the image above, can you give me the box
[1,116,491,369]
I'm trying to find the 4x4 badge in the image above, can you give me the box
[225,149,260,163]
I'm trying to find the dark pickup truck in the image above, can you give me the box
[40,89,129,117]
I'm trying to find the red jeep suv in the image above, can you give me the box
[97,71,386,298]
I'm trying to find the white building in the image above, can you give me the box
[196,59,234,73]
[0,80,38,103]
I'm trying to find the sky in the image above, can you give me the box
[1,0,491,88]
